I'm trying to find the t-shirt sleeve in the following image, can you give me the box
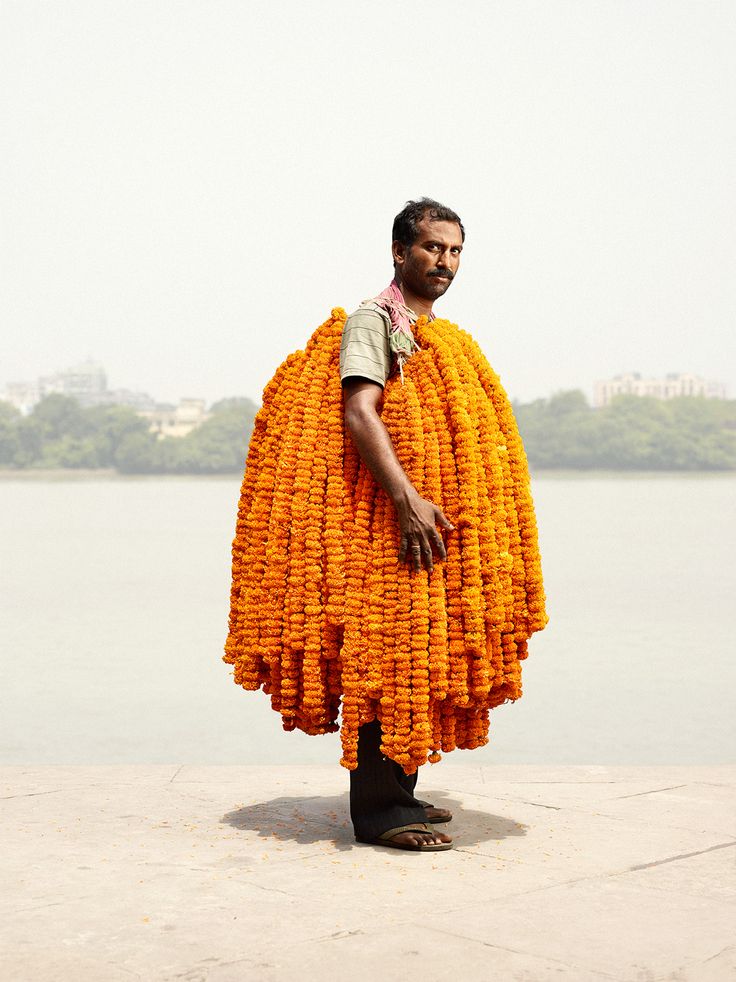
[339,308,392,387]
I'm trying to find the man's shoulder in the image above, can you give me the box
[339,298,393,387]
[345,299,391,327]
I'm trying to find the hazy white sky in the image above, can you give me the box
[2,0,734,406]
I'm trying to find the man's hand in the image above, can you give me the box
[343,378,454,572]
[396,490,454,572]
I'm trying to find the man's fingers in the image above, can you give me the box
[435,508,455,531]
[412,534,432,573]
[399,519,453,571]
[431,529,447,562]
[422,540,434,573]
[399,532,421,569]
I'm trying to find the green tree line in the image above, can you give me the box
[1,389,734,473]
[514,390,736,470]
[0,395,258,474]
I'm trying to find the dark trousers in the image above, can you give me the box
[349,719,428,840]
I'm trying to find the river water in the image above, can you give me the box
[1,472,734,765]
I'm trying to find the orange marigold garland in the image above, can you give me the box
[224,308,548,773]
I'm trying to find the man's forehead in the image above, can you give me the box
[414,217,463,246]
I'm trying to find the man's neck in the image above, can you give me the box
[396,281,434,319]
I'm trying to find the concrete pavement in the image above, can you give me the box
[2,764,735,981]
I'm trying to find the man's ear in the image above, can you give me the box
[391,239,406,269]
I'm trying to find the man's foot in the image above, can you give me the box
[388,826,453,848]
[416,800,453,824]
[356,823,453,852]
[423,805,453,824]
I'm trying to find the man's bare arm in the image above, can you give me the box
[342,377,453,571]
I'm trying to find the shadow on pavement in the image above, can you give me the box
[221,791,528,851]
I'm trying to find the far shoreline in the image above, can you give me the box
[0,468,238,481]
[1,468,733,482]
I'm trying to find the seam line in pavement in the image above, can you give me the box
[1,789,65,800]
[625,839,736,872]
[614,783,688,799]
[516,799,563,810]
[418,925,620,979]
[700,944,736,966]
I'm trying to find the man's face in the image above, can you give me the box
[393,217,464,303]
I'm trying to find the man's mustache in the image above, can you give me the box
[430,268,454,280]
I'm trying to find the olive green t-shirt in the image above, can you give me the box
[339,300,417,388]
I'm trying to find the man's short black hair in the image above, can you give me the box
[392,197,465,249]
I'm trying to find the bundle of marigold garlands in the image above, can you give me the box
[224,308,548,775]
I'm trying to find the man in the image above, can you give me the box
[224,198,547,855]
[340,198,465,851]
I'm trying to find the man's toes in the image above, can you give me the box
[419,831,452,846]
[387,830,452,847]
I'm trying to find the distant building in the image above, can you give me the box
[141,398,210,439]
[2,362,210,438]
[38,359,107,405]
[103,388,157,412]
[2,360,155,414]
[3,381,40,415]
[593,372,727,408]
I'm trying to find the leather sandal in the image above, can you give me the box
[356,822,453,852]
